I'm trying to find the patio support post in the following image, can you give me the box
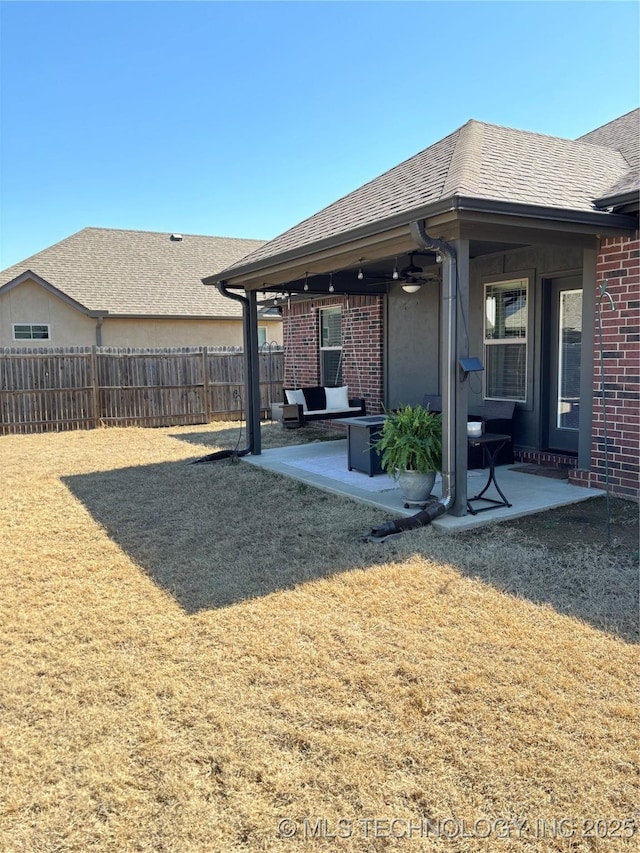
[246,288,262,455]
[214,282,259,457]
[451,239,470,516]
[409,221,462,518]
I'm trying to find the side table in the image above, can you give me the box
[466,433,513,515]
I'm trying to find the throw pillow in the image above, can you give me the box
[302,386,327,412]
[285,389,305,409]
[324,385,350,411]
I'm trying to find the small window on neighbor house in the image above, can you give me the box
[13,324,50,341]
[483,280,527,402]
[257,327,267,347]
[319,306,342,386]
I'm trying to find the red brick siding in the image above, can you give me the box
[282,295,384,414]
[569,235,639,499]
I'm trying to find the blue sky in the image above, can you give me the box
[1,0,638,269]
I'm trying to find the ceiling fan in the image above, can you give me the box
[399,253,424,282]
[397,253,441,292]
[358,252,439,287]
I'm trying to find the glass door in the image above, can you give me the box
[547,277,582,452]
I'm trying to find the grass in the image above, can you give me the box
[0,422,638,852]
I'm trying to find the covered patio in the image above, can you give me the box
[243,437,605,533]
[204,117,636,527]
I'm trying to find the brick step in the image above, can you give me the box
[513,450,578,470]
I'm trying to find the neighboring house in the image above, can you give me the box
[0,228,281,349]
[206,109,639,504]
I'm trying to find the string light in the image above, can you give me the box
[329,273,335,293]
[392,257,399,280]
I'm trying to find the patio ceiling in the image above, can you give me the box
[250,238,536,298]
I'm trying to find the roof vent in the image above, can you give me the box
[170,233,183,241]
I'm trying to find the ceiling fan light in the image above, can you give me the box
[402,283,422,294]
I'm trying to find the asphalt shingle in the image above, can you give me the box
[578,108,639,169]
[0,229,265,317]
[578,109,640,204]
[220,116,634,276]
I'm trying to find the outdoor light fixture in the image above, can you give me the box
[357,267,364,280]
[401,282,422,294]
[303,273,309,291]
[328,273,335,293]
[392,257,399,280]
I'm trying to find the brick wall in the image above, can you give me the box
[282,295,384,414]
[569,234,639,499]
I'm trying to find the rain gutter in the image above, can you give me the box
[203,197,635,287]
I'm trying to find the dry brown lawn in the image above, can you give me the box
[1,422,638,852]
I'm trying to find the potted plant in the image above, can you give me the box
[374,404,442,506]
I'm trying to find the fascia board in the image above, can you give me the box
[205,196,636,289]
[594,189,640,212]
[451,196,637,230]
[102,313,245,321]
[202,202,455,287]
[208,226,421,291]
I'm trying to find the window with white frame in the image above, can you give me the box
[13,323,50,341]
[483,279,528,402]
[319,306,342,387]
[257,327,267,347]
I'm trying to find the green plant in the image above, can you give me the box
[374,404,442,475]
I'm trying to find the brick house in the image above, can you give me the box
[206,109,639,507]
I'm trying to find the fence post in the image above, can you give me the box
[202,346,210,422]
[90,346,100,428]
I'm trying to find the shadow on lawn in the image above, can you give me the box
[63,453,638,641]
[62,455,387,615]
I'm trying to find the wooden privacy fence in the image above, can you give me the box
[0,346,284,434]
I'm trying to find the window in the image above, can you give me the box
[319,306,342,386]
[13,324,50,341]
[483,280,527,402]
[257,327,267,347]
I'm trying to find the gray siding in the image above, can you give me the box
[386,244,590,453]
[386,282,440,409]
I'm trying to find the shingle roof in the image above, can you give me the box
[0,228,265,317]
[578,108,639,169]
[220,118,633,276]
[596,168,640,204]
[578,108,640,205]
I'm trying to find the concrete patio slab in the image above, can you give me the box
[243,439,605,532]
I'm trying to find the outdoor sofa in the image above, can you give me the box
[282,385,366,426]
